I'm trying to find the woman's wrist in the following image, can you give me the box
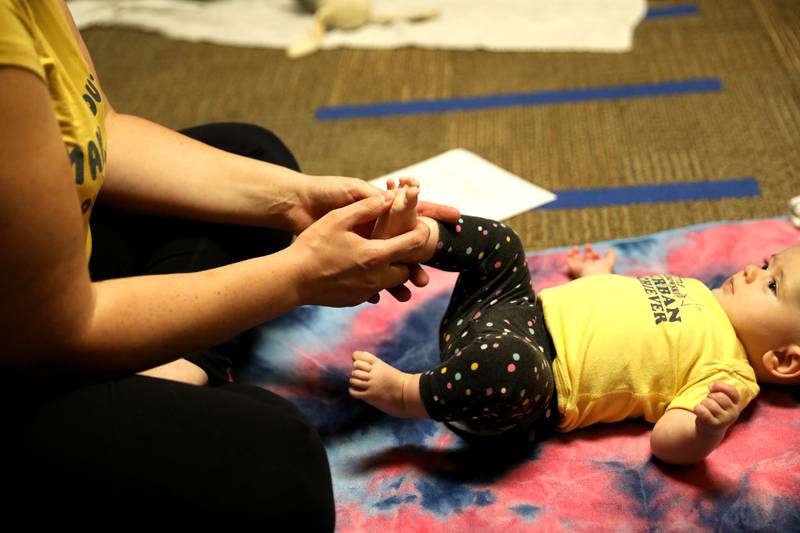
[273,243,314,307]
[280,172,316,234]
[241,164,308,231]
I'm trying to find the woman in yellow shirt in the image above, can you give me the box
[0,0,457,525]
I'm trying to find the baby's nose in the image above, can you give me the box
[743,264,761,282]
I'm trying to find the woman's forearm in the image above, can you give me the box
[28,192,420,377]
[61,247,305,374]
[102,112,302,228]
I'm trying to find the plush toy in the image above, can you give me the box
[288,0,439,58]
[790,194,800,228]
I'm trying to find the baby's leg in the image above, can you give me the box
[428,216,536,355]
[350,214,535,420]
[347,327,556,433]
[419,331,556,435]
[371,177,440,263]
[349,179,441,415]
[418,216,557,434]
[372,177,419,240]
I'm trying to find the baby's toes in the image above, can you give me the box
[391,188,408,211]
[353,360,371,376]
[349,381,367,395]
[404,186,419,206]
[351,369,371,382]
[399,176,419,188]
[353,350,378,365]
[349,381,367,394]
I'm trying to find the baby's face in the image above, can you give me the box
[713,245,800,365]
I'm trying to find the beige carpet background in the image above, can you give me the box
[81,0,800,249]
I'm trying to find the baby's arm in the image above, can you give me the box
[650,381,741,464]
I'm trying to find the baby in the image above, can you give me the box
[350,178,800,464]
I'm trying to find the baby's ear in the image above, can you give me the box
[762,345,800,381]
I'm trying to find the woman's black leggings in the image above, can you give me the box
[1,123,335,528]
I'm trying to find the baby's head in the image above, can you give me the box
[713,244,800,385]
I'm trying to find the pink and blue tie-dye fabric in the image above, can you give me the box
[239,217,800,532]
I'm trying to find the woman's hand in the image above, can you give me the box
[285,174,380,236]
[286,174,462,235]
[288,194,431,307]
[416,199,461,225]
[284,174,460,300]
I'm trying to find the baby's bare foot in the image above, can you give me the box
[566,244,616,278]
[372,178,419,239]
[348,351,428,419]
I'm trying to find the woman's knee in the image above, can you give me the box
[215,384,335,527]
[181,122,300,172]
[249,124,301,172]
[13,378,334,528]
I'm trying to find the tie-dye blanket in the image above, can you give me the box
[238,217,800,532]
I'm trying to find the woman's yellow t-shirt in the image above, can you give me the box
[540,274,760,432]
[0,0,107,258]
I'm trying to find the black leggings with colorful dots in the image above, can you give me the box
[419,216,559,442]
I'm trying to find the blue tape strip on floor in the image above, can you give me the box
[315,78,723,120]
[539,178,760,210]
[645,5,700,20]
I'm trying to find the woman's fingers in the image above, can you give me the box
[374,220,430,264]
[335,193,394,230]
[417,200,460,223]
[408,264,429,288]
[386,284,412,302]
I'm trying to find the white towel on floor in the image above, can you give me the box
[67,0,647,52]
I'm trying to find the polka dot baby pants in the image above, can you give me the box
[419,216,559,442]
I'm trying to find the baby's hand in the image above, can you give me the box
[566,244,615,278]
[693,381,741,436]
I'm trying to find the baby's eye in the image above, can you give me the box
[768,279,777,294]
[761,260,769,270]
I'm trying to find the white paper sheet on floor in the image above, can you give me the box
[370,149,556,222]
